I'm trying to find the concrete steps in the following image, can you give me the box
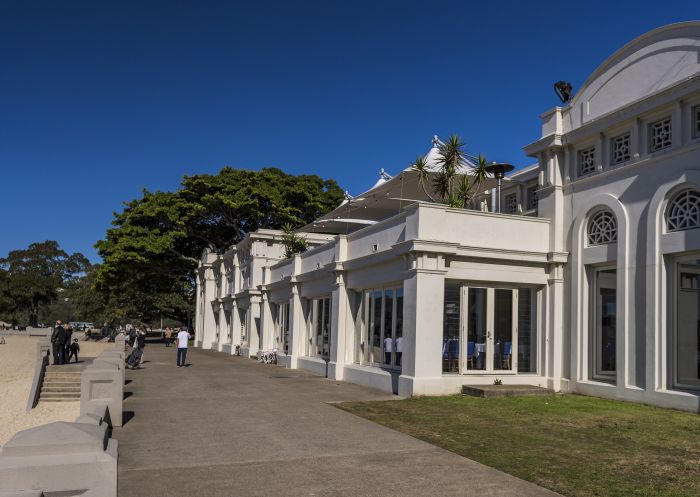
[40,365,86,402]
[461,384,554,398]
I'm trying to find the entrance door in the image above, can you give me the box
[463,287,516,373]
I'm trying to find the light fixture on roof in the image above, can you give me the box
[554,81,573,104]
[484,162,515,213]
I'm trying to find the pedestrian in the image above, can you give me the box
[176,327,192,367]
[164,327,172,347]
[68,338,80,363]
[63,324,73,364]
[129,327,137,347]
[50,320,67,365]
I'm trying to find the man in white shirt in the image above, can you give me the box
[395,336,403,366]
[176,328,192,367]
[383,336,392,365]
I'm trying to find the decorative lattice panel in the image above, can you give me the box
[611,133,631,165]
[579,147,596,175]
[588,210,617,245]
[650,118,672,152]
[667,189,700,232]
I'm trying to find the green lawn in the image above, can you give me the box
[336,394,700,497]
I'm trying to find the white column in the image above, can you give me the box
[259,292,274,352]
[287,283,304,369]
[201,267,217,349]
[230,301,241,354]
[546,263,565,391]
[194,269,204,347]
[248,296,262,356]
[328,271,350,380]
[398,254,447,396]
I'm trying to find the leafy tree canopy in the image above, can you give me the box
[0,241,90,327]
[95,167,344,324]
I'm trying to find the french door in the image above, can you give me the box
[463,286,517,373]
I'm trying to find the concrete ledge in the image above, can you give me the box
[80,362,122,427]
[343,364,395,393]
[0,491,44,496]
[462,384,555,398]
[26,339,50,412]
[296,356,328,377]
[0,422,117,497]
[276,354,292,368]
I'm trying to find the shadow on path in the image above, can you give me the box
[113,347,561,497]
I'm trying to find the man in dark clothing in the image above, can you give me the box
[63,325,73,364]
[50,320,67,365]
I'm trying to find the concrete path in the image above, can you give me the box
[114,346,561,497]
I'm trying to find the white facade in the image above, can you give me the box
[196,23,700,412]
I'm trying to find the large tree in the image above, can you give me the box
[0,241,90,326]
[95,167,344,324]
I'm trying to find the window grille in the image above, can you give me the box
[505,193,517,213]
[694,105,700,138]
[610,133,631,165]
[579,147,596,176]
[588,210,617,245]
[667,189,700,232]
[649,118,672,152]
[527,185,538,211]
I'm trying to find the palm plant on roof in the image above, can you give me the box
[412,155,436,202]
[411,134,491,209]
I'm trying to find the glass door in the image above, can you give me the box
[591,268,616,382]
[461,286,517,373]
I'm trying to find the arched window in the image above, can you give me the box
[666,189,700,232]
[588,210,617,245]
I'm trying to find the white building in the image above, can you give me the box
[195,22,700,412]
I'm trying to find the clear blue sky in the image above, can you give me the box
[1,1,697,262]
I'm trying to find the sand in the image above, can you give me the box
[0,335,109,448]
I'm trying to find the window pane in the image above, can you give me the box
[467,288,487,371]
[383,289,393,365]
[372,290,382,363]
[395,287,404,368]
[322,297,331,359]
[677,264,700,387]
[493,289,513,371]
[592,269,616,381]
[443,282,460,373]
[517,289,537,373]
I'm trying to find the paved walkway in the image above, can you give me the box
[113,346,561,497]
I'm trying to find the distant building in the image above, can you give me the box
[196,22,700,412]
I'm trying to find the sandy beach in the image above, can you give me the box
[0,335,109,448]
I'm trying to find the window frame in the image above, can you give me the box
[610,132,632,165]
[670,255,700,391]
[578,146,597,176]
[648,116,673,153]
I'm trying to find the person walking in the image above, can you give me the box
[176,327,192,367]
[164,327,172,347]
[50,320,67,365]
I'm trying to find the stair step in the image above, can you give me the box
[40,397,80,402]
[44,373,82,378]
[41,386,81,393]
[42,380,80,386]
[40,392,80,400]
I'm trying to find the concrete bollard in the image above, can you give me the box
[80,362,123,427]
[93,351,125,386]
[75,402,112,429]
[0,422,117,497]
[113,333,126,352]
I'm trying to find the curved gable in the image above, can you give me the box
[567,22,700,130]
